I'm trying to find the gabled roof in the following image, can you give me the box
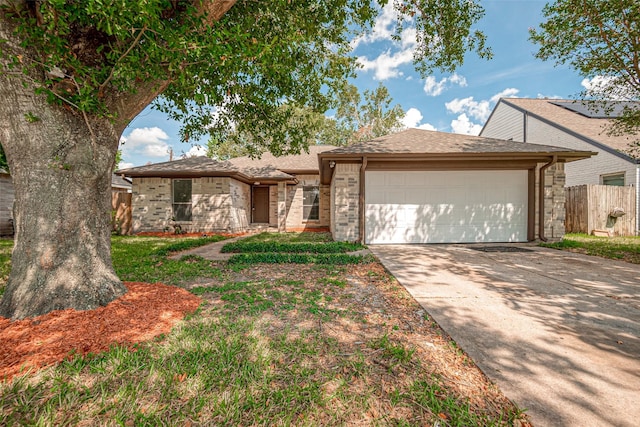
[321,128,592,156]
[117,156,237,177]
[493,98,638,161]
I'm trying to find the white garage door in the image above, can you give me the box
[365,170,528,244]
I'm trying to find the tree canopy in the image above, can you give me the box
[530,0,640,146]
[206,82,406,159]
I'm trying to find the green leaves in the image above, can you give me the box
[530,0,640,139]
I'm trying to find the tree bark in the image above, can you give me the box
[0,0,238,320]
[0,69,127,320]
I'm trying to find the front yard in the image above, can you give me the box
[541,233,640,264]
[0,233,526,426]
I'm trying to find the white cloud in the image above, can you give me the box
[357,48,414,80]
[450,114,483,135]
[120,127,171,158]
[117,161,135,170]
[401,107,437,130]
[423,73,467,96]
[182,145,208,158]
[580,76,634,100]
[351,2,398,49]
[446,88,519,123]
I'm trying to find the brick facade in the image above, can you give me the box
[535,162,566,240]
[330,163,361,242]
[132,177,251,234]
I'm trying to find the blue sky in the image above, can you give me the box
[119,0,592,169]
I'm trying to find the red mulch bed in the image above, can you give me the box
[0,282,201,382]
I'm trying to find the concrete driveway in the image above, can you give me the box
[369,244,640,427]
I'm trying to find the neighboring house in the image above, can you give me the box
[480,98,640,234]
[111,174,132,193]
[120,129,594,243]
[0,168,14,236]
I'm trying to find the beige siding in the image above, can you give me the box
[0,173,14,236]
[481,102,525,141]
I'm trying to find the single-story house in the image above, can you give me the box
[480,98,640,234]
[119,129,594,244]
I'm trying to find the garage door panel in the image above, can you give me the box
[365,170,528,244]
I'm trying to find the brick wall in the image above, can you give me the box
[132,176,250,233]
[283,175,330,230]
[534,162,566,240]
[330,163,360,242]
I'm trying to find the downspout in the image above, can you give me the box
[359,156,368,244]
[538,155,558,242]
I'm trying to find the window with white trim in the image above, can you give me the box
[172,179,192,221]
[303,186,320,220]
[601,173,625,186]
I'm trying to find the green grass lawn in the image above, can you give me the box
[541,233,640,263]
[0,233,525,426]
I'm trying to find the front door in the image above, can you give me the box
[252,187,269,223]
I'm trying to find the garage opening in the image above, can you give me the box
[365,170,528,244]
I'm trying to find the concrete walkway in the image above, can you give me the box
[369,244,640,427]
[168,235,248,261]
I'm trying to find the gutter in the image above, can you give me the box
[538,155,558,242]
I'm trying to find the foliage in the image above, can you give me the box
[540,233,640,263]
[0,239,12,296]
[227,252,374,265]
[1,0,489,152]
[530,0,640,148]
[206,82,406,158]
[221,241,364,254]
[0,145,7,172]
[239,231,335,244]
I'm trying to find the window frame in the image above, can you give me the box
[172,179,193,222]
[600,173,625,186]
[302,185,320,221]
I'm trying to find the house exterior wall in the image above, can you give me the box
[481,102,525,141]
[534,163,566,240]
[482,102,637,188]
[330,164,360,242]
[132,176,250,233]
[0,173,14,236]
[283,174,330,230]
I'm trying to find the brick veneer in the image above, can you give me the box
[330,163,360,242]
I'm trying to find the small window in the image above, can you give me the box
[601,173,625,186]
[303,186,320,220]
[172,179,192,221]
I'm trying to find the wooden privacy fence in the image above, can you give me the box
[111,191,132,235]
[565,185,636,236]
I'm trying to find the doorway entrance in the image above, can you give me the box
[252,187,269,223]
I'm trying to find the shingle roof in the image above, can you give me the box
[500,98,637,155]
[116,156,238,177]
[115,146,336,181]
[322,128,589,156]
[111,174,132,189]
[229,145,336,172]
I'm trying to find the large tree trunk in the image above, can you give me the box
[0,68,126,320]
